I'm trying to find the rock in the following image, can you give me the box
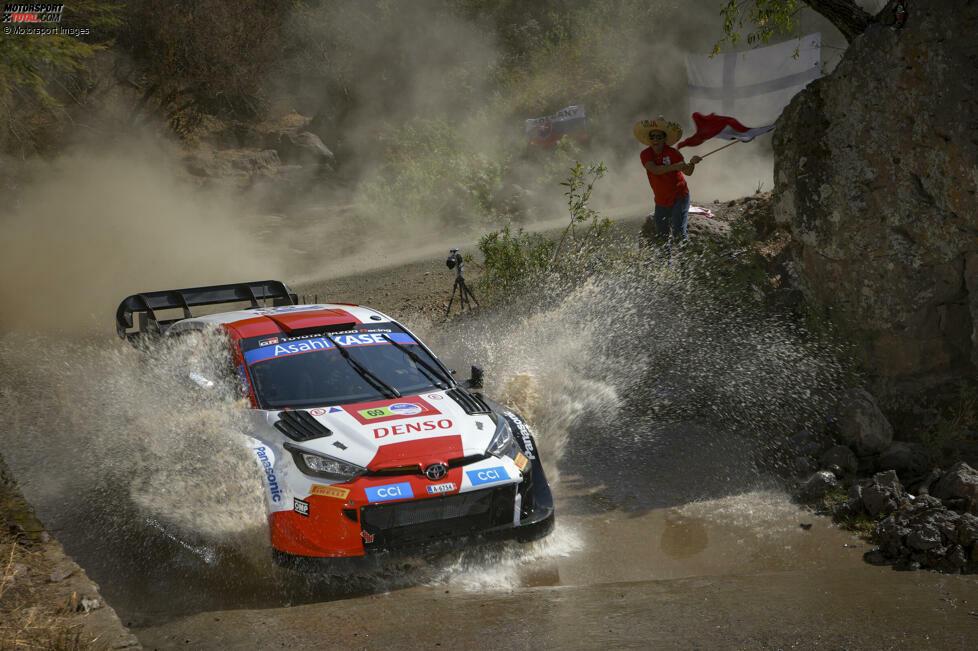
[932,462,978,512]
[49,566,73,583]
[863,549,889,565]
[862,470,905,517]
[910,468,942,496]
[798,470,839,502]
[953,512,978,546]
[79,597,102,612]
[875,515,910,558]
[907,523,942,551]
[265,130,335,168]
[878,440,931,478]
[819,444,858,476]
[772,0,978,395]
[832,389,893,456]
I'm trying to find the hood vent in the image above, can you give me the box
[274,410,333,441]
[446,388,491,415]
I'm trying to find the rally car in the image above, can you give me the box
[115,280,554,569]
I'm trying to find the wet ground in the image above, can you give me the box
[3,216,978,648]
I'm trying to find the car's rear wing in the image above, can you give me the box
[116,280,298,342]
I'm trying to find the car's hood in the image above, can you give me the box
[258,391,497,471]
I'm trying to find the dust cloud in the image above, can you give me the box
[0,139,286,333]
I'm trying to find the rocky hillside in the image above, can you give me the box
[773,0,978,397]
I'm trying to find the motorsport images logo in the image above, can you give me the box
[2,3,64,23]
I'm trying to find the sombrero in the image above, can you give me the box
[633,116,683,147]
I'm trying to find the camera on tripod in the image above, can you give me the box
[444,247,478,316]
[446,247,463,272]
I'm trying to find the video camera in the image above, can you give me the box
[446,247,463,272]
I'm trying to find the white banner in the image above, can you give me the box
[685,33,821,125]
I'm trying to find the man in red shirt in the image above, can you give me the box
[635,117,701,247]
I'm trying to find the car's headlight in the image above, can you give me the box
[284,443,365,481]
[486,417,518,458]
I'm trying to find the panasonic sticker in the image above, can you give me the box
[244,332,416,365]
[365,482,414,503]
[255,446,283,504]
[466,466,507,486]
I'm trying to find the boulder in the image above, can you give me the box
[932,462,978,512]
[798,470,839,502]
[832,389,893,456]
[819,444,858,476]
[878,440,930,478]
[773,1,978,396]
[953,512,978,547]
[264,130,335,168]
[861,470,904,517]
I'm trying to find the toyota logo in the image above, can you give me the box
[424,463,448,481]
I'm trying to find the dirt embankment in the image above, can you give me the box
[0,456,138,649]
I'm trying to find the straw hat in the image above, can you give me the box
[633,116,683,147]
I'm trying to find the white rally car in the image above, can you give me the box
[115,280,554,569]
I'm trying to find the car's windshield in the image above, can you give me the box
[240,326,449,409]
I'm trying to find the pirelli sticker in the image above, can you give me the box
[310,484,350,500]
[514,453,529,472]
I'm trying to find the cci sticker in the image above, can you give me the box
[466,466,507,486]
[310,485,350,500]
[426,482,456,495]
[365,482,414,503]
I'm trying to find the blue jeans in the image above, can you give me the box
[652,193,690,242]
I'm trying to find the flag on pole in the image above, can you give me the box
[685,33,821,125]
[676,113,775,149]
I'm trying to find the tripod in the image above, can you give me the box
[445,251,480,316]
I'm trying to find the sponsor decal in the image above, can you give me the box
[255,446,283,503]
[506,412,536,460]
[259,337,279,347]
[310,484,350,500]
[309,407,328,416]
[361,531,375,543]
[514,453,529,472]
[365,482,414,503]
[358,402,424,420]
[244,332,415,365]
[475,421,484,431]
[293,497,310,517]
[427,482,456,495]
[427,393,443,400]
[466,466,507,486]
[348,396,440,425]
[253,305,325,315]
[373,418,453,439]
[332,440,348,450]
[328,406,343,413]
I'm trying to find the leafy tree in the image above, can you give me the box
[715,0,875,52]
[0,1,119,147]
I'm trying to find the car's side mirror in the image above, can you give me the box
[467,364,484,390]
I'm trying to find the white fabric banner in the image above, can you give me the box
[685,33,821,125]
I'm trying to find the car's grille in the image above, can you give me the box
[360,485,516,548]
[365,454,488,477]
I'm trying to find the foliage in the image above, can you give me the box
[117,0,286,134]
[478,159,616,301]
[354,117,508,226]
[0,1,120,149]
[477,226,556,297]
[714,0,804,53]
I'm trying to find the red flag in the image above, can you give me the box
[676,112,774,149]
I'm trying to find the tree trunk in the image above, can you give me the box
[806,0,875,42]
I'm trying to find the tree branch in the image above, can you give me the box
[805,0,874,43]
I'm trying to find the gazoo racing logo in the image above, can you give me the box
[255,446,283,503]
[373,419,453,439]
